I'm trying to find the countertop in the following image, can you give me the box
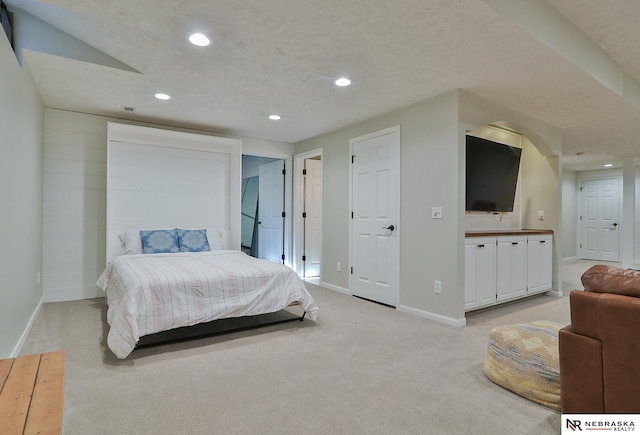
[465,229,553,237]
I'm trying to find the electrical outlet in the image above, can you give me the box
[434,280,442,294]
[336,262,342,272]
[537,210,544,220]
[432,206,443,219]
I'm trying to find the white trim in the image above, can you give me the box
[562,256,578,261]
[546,289,563,297]
[11,298,43,357]
[293,148,323,278]
[397,304,467,327]
[107,122,241,151]
[319,281,351,295]
[283,158,293,268]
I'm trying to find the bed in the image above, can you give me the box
[97,229,318,359]
[101,124,317,359]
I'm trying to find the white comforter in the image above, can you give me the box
[97,250,318,358]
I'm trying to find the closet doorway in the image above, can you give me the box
[241,155,287,263]
[294,150,323,279]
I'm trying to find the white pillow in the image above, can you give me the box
[117,229,144,255]
[206,228,224,250]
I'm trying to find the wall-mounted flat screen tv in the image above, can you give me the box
[465,135,522,212]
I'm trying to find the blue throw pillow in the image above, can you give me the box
[140,229,179,254]
[177,228,211,252]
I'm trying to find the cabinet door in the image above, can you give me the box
[527,235,553,294]
[465,238,496,310]
[496,236,527,302]
[464,243,478,309]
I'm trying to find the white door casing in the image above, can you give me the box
[350,126,400,307]
[303,158,322,278]
[579,178,620,262]
[258,160,285,263]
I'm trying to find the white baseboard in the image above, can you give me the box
[397,304,466,327]
[319,281,351,295]
[11,297,43,358]
[562,256,578,261]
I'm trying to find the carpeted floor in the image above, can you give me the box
[20,259,601,435]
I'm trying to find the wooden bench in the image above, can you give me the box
[0,350,65,435]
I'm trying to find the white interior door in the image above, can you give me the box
[303,158,322,278]
[351,126,400,307]
[579,178,620,261]
[258,160,285,263]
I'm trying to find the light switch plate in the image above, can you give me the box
[432,206,443,219]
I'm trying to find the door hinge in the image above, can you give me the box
[281,254,285,261]
[579,187,583,192]
[302,169,307,175]
[351,155,355,164]
[282,211,286,218]
[580,215,582,220]
[351,211,354,219]
[302,212,307,218]
[302,255,306,262]
[282,168,286,175]
[350,267,353,274]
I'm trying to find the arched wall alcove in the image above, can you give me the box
[460,106,563,300]
[465,120,560,235]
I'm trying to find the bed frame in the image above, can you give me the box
[135,303,307,349]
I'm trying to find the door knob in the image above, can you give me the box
[382,225,395,231]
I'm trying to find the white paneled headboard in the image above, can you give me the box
[106,122,241,263]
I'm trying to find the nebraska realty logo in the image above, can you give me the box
[562,415,637,433]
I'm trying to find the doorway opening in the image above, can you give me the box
[294,149,323,279]
[241,155,288,263]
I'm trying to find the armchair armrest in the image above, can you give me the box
[559,326,603,413]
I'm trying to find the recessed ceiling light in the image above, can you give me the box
[604,163,613,167]
[188,33,211,47]
[155,93,171,100]
[334,77,351,87]
[268,114,281,120]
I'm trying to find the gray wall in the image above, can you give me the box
[296,91,464,323]
[0,34,44,357]
[296,89,564,324]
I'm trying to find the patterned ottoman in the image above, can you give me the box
[483,320,562,410]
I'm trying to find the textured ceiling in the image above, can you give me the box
[7,0,640,171]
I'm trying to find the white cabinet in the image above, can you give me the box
[527,234,553,294]
[465,232,553,312]
[496,236,527,302]
[465,237,497,311]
